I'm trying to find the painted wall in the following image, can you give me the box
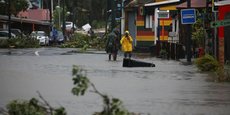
[158,5,177,41]
[125,0,178,47]
[136,11,155,47]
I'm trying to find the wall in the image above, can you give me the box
[136,10,155,47]
[218,4,230,64]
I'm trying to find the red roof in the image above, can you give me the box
[176,0,208,8]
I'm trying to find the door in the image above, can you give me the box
[128,11,136,47]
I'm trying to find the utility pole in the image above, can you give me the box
[111,0,116,31]
[186,0,192,63]
[212,0,218,58]
[62,0,66,40]
[50,0,53,31]
[58,0,60,29]
[8,0,11,39]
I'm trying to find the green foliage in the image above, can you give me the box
[195,55,230,82]
[60,33,89,48]
[159,49,168,59]
[1,97,67,115]
[53,7,69,30]
[60,33,106,50]
[216,66,230,82]
[192,18,205,48]
[72,65,90,96]
[0,37,40,48]
[72,65,130,115]
[65,0,106,27]
[95,96,129,115]
[0,0,29,16]
[195,54,220,72]
[12,0,29,16]
[92,20,106,29]
[6,99,47,115]
[54,107,67,115]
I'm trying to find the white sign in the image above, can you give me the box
[82,24,91,32]
[169,32,177,37]
[158,10,169,19]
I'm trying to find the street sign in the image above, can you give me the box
[158,10,169,19]
[181,9,196,24]
[211,19,230,28]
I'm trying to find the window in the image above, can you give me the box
[145,15,152,28]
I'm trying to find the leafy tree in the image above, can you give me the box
[64,0,106,28]
[53,6,69,30]
[0,0,29,16]
[192,18,205,48]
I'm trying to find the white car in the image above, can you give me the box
[0,31,16,39]
[31,31,49,45]
[62,21,77,31]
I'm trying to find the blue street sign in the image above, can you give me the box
[181,9,196,24]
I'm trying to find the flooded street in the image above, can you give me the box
[0,48,230,115]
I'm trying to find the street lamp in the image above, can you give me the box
[105,9,112,34]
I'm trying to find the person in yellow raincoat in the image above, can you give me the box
[120,30,133,59]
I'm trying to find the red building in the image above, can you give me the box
[215,0,230,65]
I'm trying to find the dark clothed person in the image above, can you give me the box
[105,31,120,61]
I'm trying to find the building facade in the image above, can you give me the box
[124,0,180,49]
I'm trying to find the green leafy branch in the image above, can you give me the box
[72,65,129,115]
[0,91,67,115]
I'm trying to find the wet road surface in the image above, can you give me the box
[0,48,230,115]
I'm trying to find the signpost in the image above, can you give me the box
[181,9,196,24]
[183,0,192,63]
[211,19,230,28]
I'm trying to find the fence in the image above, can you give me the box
[155,40,185,60]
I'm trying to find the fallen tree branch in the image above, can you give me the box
[36,91,54,115]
